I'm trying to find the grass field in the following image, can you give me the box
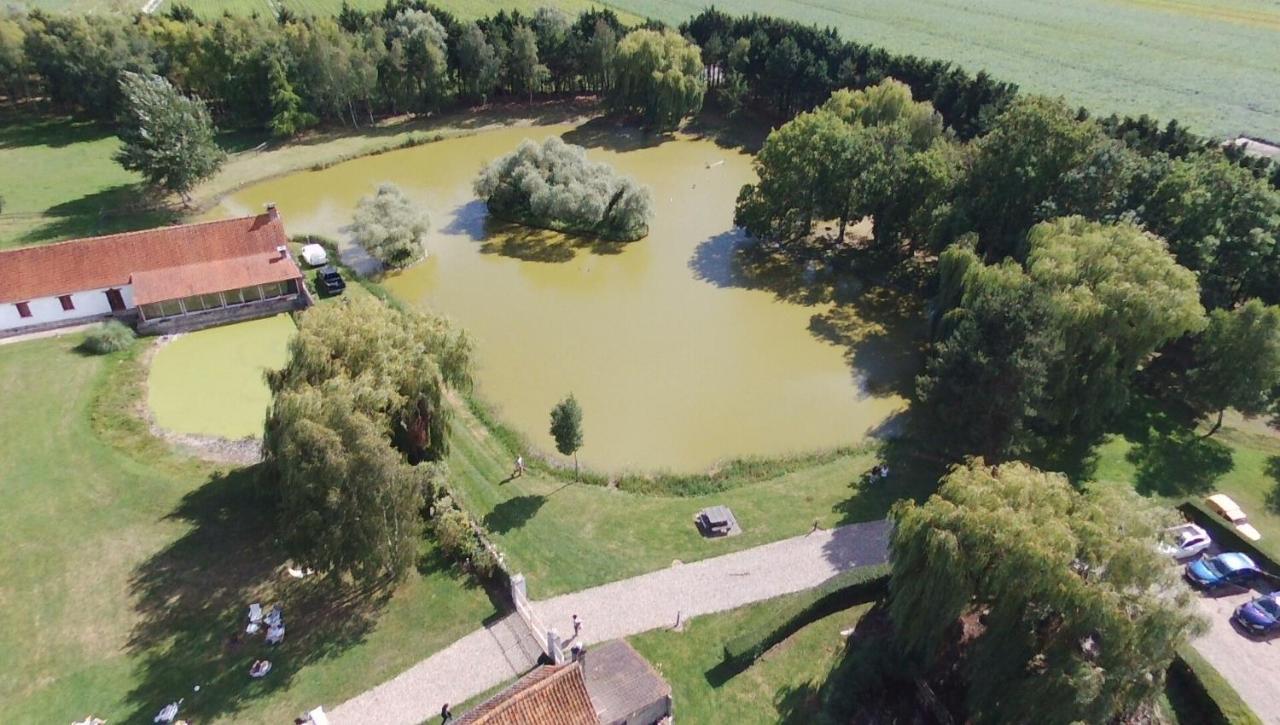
[0,335,497,724]
[147,313,294,440]
[609,0,1280,140]
[13,0,1278,138]
[630,598,873,724]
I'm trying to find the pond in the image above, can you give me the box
[148,313,294,440]
[210,121,919,472]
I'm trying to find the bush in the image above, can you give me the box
[723,563,890,666]
[350,182,430,269]
[474,137,653,241]
[81,321,135,354]
[1170,647,1263,725]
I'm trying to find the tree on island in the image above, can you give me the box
[114,71,224,203]
[474,136,653,241]
[1189,299,1280,436]
[608,29,705,131]
[550,394,583,478]
[262,297,473,584]
[889,459,1204,724]
[350,182,431,269]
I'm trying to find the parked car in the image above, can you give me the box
[300,243,329,267]
[316,266,346,296]
[1205,494,1262,541]
[1158,523,1212,560]
[1184,552,1261,591]
[1233,593,1280,636]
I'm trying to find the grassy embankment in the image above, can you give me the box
[0,336,498,724]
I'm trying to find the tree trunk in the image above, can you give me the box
[574,452,579,480]
[1202,408,1225,438]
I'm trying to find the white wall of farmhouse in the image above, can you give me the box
[0,284,135,332]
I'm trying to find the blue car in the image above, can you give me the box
[1184,552,1261,590]
[1233,594,1280,636]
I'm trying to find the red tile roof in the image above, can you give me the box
[455,662,597,725]
[0,213,302,304]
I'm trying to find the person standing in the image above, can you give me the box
[572,613,582,639]
[441,702,452,723]
[517,455,526,476]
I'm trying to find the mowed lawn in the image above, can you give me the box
[629,599,874,724]
[446,400,939,598]
[1091,406,1280,562]
[607,0,1280,140]
[0,336,498,724]
[147,313,295,440]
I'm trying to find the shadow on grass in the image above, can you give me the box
[123,466,392,723]
[483,495,547,534]
[0,115,114,149]
[1104,399,1235,497]
[15,185,177,246]
[1265,456,1280,515]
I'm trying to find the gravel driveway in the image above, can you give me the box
[1189,579,1280,724]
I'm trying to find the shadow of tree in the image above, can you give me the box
[15,184,178,245]
[1265,457,1280,515]
[444,199,629,263]
[773,681,824,724]
[560,116,672,152]
[0,115,114,149]
[1125,428,1234,497]
[483,495,547,534]
[123,467,391,723]
[831,438,946,529]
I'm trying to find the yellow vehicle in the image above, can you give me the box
[1205,494,1262,542]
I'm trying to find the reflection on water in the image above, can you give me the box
[211,122,920,472]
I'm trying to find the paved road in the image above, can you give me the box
[1190,582,1280,724]
[327,520,891,725]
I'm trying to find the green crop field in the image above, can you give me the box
[15,0,1279,139]
[610,0,1280,140]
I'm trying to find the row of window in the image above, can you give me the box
[13,294,76,318]
[138,280,297,321]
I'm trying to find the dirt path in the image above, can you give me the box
[326,519,890,725]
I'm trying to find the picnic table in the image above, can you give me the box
[696,505,741,537]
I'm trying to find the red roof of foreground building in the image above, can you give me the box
[0,213,301,305]
[454,662,597,725]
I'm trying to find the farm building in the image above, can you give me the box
[0,205,309,337]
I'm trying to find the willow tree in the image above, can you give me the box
[262,297,472,582]
[608,29,705,130]
[350,182,431,268]
[1027,217,1205,436]
[889,460,1204,724]
[115,72,224,202]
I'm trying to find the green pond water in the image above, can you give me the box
[210,122,918,472]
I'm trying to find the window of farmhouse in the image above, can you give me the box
[16,301,32,318]
[59,295,74,311]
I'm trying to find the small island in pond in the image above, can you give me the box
[474,137,654,241]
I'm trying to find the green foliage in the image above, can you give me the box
[1190,300,1280,433]
[430,498,501,580]
[1171,647,1265,725]
[608,28,705,130]
[959,95,1112,260]
[350,182,430,268]
[505,23,548,101]
[735,80,950,246]
[722,563,889,666]
[267,57,316,138]
[474,136,653,240]
[549,393,583,473]
[1141,152,1280,308]
[113,71,224,199]
[456,21,500,102]
[920,217,1206,456]
[261,297,473,583]
[79,320,135,355]
[390,9,450,113]
[889,460,1206,724]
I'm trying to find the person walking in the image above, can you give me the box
[441,702,452,723]
[517,455,526,476]
[572,613,582,639]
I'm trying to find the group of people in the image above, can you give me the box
[868,464,891,482]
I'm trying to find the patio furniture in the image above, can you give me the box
[695,505,741,537]
[247,603,263,634]
[266,624,285,645]
[154,700,181,723]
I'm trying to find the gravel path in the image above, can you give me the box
[1190,583,1280,723]
[328,520,891,725]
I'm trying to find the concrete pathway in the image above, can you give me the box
[0,321,100,346]
[328,520,891,725]
[1190,584,1280,723]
